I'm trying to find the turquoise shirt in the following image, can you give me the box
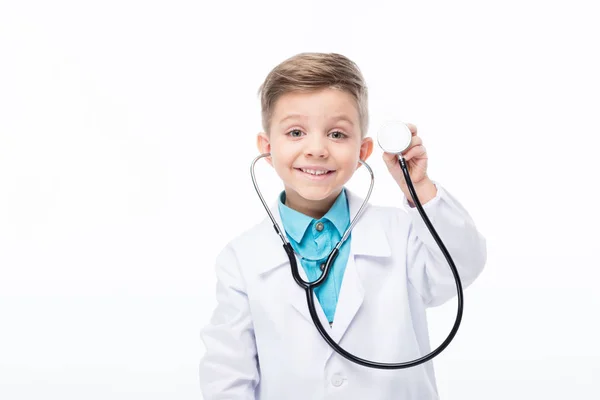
[278,189,351,324]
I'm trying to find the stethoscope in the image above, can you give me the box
[250,121,463,369]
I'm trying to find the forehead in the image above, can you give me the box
[272,88,359,126]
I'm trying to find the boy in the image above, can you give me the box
[199,52,487,399]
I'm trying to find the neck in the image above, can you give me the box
[284,188,342,219]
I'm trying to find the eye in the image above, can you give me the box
[287,129,304,138]
[329,131,347,139]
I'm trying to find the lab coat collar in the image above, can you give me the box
[255,188,392,276]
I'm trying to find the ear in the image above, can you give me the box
[358,137,374,165]
[256,132,273,166]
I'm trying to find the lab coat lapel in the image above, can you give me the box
[254,198,332,329]
[329,254,363,344]
[254,189,391,343]
[329,190,392,346]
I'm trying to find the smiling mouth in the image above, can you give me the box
[295,168,335,176]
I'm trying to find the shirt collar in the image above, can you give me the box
[255,187,392,276]
[277,188,350,243]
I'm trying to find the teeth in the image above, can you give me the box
[301,168,329,176]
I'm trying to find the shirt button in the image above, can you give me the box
[315,221,324,231]
[331,374,344,387]
[320,263,326,271]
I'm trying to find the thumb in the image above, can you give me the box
[382,152,399,170]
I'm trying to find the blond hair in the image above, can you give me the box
[257,52,369,137]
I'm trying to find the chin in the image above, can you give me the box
[294,186,340,202]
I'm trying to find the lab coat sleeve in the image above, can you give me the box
[402,181,487,307]
[199,244,259,399]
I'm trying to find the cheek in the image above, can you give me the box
[270,146,294,171]
[333,147,361,169]
[271,141,298,162]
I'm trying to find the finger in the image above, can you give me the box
[382,151,396,161]
[382,151,398,163]
[401,136,423,155]
[382,152,399,168]
[402,144,427,162]
[405,123,417,136]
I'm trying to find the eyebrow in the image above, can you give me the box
[278,114,355,127]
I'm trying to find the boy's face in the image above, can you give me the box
[257,88,373,216]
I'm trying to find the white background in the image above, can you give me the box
[1,0,599,398]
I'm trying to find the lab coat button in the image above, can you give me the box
[331,374,344,387]
[315,222,324,231]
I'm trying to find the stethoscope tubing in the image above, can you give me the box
[251,153,464,369]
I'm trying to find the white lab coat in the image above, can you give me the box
[199,181,487,400]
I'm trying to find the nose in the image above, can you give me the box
[303,134,329,158]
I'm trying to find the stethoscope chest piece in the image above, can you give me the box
[377,120,413,154]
